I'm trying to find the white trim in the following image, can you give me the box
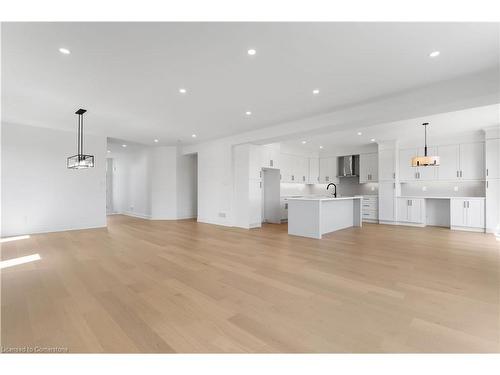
[2,222,107,237]
[451,226,485,233]
[123,211,152,220]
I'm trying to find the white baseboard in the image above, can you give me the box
[2,222,107,237]
[451,226,485,233]
[123,211,152,220]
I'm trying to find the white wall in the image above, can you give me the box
[150,147,177,220]
[195,140,234,226]
[109,144,195,220]
[176,152,197,219]
[1,122,107,236]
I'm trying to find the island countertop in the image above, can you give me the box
[286,196,363,202]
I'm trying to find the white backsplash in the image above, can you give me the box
[400,181,485,197]
[281,176,378,197]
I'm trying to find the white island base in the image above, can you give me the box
[287,196,363,239]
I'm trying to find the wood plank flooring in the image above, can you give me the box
[1,215,499,353]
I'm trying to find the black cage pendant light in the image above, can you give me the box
[67,109,95,169]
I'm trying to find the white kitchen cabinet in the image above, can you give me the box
[378,149,396,181]
[486,179,500,234]
[398,148,417,181]
[261,143,280,169]
[437,143,484,181]
[361,196,378,222]
[379,182,396,222]
[399,147,437,181]
[436,144,460,180]
[308,157,320,184]
[416,147,438,180]
[297,156,309,183]
[397,198,424,224]
[450,198,485,230]
[459,142,484,180]
[486,138,500,179]
[359,153,378,183]
[319,157,337,184]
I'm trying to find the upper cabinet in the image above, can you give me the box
[319,157,338,184]
[308,157,320,184]
[378,149,396,181]
[486,138,500,179]
[437,142,484,181]
[399,147,438,181]
[457,142,484,180]
[399,142,484,182]
[436,144,460,180]
[359,153,378,183]
[280,153,311,183]
[261,143,281,169]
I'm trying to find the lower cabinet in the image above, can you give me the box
[486,179,500,234]
[361,196,378,222]
[378,182,395,222]
[397,198,424,224]
[450,198,485,230]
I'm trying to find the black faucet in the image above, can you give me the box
[326,183,337,198]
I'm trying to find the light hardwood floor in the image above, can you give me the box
[1,215,499,353]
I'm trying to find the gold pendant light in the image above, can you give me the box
[411,122,440,167]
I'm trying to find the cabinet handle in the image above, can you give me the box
[460,170,462,178]
[285,203,288,209]
[467,201,469,208]
[280,174,282,180]
[259,171,262,178]
[317,176,319,182]
[486,168,488,176]
[291,175,294,181]
[259,181,262,188]
[487,181,489,188]
[326,176,329,182]
[393,172,395,179]
[270,159,273,167]
[302,176,305,182]
[463,201,466,208]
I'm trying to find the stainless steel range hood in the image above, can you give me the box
[337,155,359,177]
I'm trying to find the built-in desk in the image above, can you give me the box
[397,196,485,232]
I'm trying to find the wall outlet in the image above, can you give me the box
[218,212,226,218]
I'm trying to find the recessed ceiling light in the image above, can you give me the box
[312,89,320,95]
[301,140,307,144]
[58,47,71,55]
[319,145,324,149]
[107,150,111,153]
[122,144,127,148]
[370,138,376,142]
[191,134,197,138]
[154,139,159,143]
[247,49,256,56]
[179,88,187,94]
[245,111,252,116]
[357,131,362,136]
[429,51,440,58]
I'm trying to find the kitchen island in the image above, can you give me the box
[287,196,363,239]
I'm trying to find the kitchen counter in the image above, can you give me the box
[287,195,363,202]
[287,196,362,239]
[398,196,485,200]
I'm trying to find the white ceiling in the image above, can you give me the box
[2,22,499,145]
[282,104,500,152]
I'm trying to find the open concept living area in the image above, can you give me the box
[1,19,500,359]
